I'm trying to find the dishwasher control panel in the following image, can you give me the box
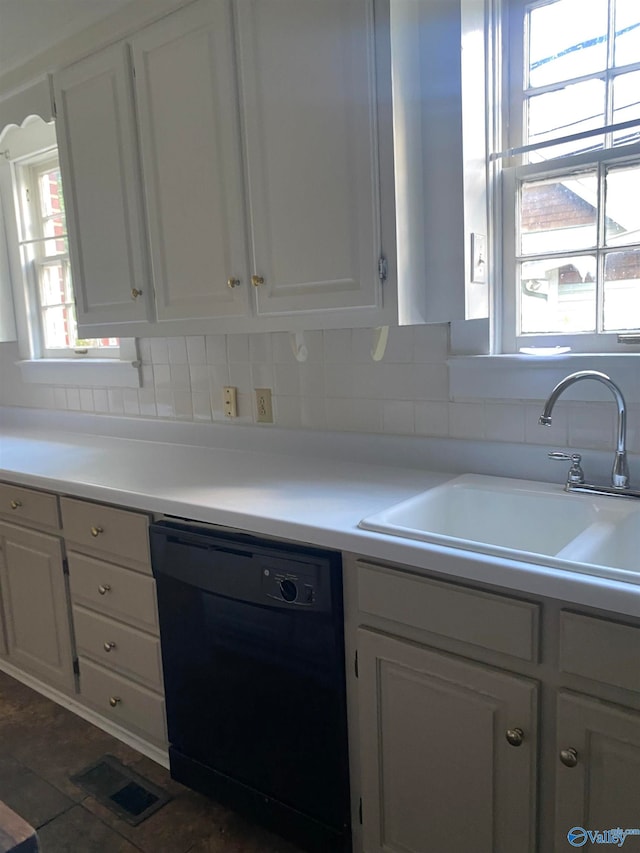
[261,559,320,608]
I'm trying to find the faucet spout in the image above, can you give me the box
[539,370,629,489]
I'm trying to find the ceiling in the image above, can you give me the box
[0,0,133,77]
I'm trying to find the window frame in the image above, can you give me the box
[497,0,640,355]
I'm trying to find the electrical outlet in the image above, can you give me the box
[255,388,273,424]
[223,386,237,418]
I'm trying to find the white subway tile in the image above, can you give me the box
[300,330,323,363]
[123,388,140,416]
[249,333,272,364]
[186,336,206,365]
[351,363,381,399]
[484,403,526,443]
[525,401,569,446]
[274,363,300,396]
[323,329,352,363]
[53,387,68,409]
[170,363,190,389]
[300,395,327,429]
[449,401,485,440]
[378,364,416,401]
[173,389,193,420]
[153,364,171,390]
[272,332,296,364]
[138,387,157,417]
[107,388,124,415]
[66,388,81,410]
[189,365,210,394]
[352,328,374,364]
[167,336,188,364]
[568,402,616,451]
[415,401,449,436]
[137,338,152,364]
[209,364,230,391]
[92,389,109,413]
[382,400,415,434]
[299,363,324,397]
[140,364,154,387]
[382,326,413,363]
[324,363,354,398]
[192,392,212,422]
[413,324,449,363]
[413,364,450,401]
[229,363,252,393]
[251,363,274,389]
[227,333,249,363]
[206,334,227,364]
[155,388,174,418]
[150,338,169,364]
[79,388,94,412]
[274,395,301,428]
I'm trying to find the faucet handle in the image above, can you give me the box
[548,451,585,485]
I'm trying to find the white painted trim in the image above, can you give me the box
[17,356,141,387]
[449,353,640,402]
[0,657,169,768]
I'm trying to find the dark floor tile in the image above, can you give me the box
[186,811,306,853]
[0,755,74,829]
[36,805,142,853]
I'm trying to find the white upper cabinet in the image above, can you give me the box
[54,43,153,330]
[131,0,250,324]
[235,0,393,322]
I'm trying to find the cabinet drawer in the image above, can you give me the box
[60,497,150,572]
[67,553,158,634]
[357,561,540,662]
[79,657,166,745]
[0,483,60,530]
[560,611,640,693]
[73,605,163,692]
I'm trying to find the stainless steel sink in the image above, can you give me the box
[359,474,640,583]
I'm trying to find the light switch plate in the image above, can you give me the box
[223,386,237,418]
[255,388,273,424]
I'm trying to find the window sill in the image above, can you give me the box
[448,352,640,403]
[17,358,141,388]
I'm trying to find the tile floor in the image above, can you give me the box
[0,670,304,853]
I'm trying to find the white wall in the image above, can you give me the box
[1,326,638,461]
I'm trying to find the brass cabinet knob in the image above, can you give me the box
[227,277,241,289]
[505,728,525,747]
[109,696,121,708]
[90,525,104,537]
[560,748,578,768]
[10,500,22,510]
[103,641,116,653]
[131,288,143,300]
[251,275,265,287]
[98,584,111,595]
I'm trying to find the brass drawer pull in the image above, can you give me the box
[109,696,121,708]
[505,728,524,747]
[227,277,241,289]
[131,288,143,300]
[90,525,104,538]
[10,500,22,510]
[98,584,111,596]
[560,748,578,768]
[251,275,264,287]
[103,641,116,653]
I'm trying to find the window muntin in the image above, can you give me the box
[18,154,118,358]
[501,0,640,351]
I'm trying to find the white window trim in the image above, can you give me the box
[0,116,140,387]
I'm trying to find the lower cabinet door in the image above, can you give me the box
[0,521,75,690]
[357,628,538,853]
[555,691,640,851]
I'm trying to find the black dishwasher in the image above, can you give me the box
[150,519,351,852]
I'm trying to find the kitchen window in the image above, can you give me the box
[15,151,119,359]
[498,0,640,354]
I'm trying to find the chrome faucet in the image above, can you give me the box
[539,370,638,498]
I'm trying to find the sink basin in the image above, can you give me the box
[359,474,640,583]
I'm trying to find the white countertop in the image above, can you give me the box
[2,408,640,618]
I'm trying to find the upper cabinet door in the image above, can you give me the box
[131,0,250,323]
[236,0,389,318]
[54,43,153,330]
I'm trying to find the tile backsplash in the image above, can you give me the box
[1,324,638,455]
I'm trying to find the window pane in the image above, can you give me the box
[527,79,605,159]
[528,0,608,89]
[520,173,598,255]
[42,217,68,257]
[614,0,640,66]
[612,71,640,146]
[603,249,640,330]
[42,304,77,350]
[605,163,640,245]
[38,168,64,218]
[520,255,597,333]
[38,261,72,307]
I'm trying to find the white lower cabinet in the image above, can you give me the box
[0,520,75,691]
[357,628,538,853]
[347,556,640,853]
